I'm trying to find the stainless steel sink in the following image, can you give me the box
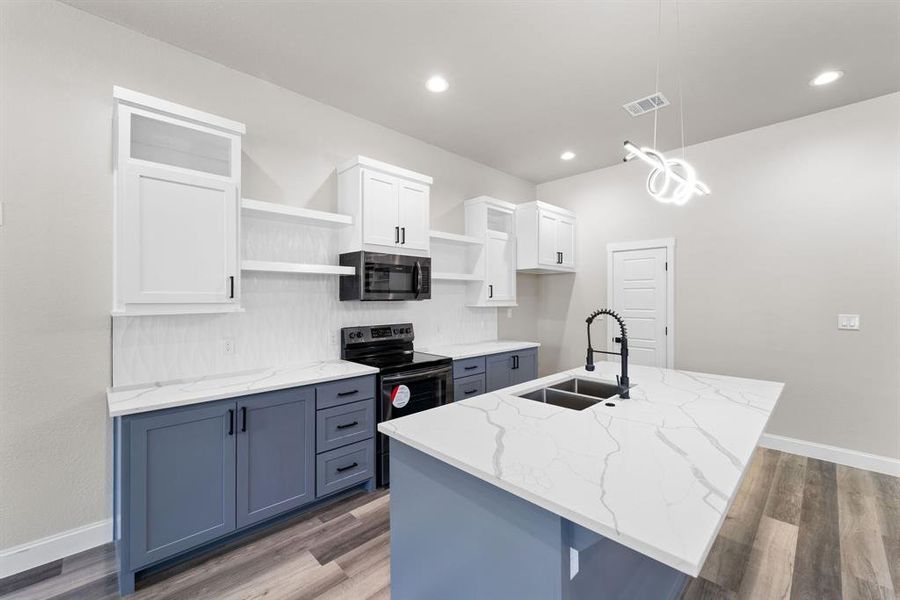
[548,378,624,400]
[516,377,632,411]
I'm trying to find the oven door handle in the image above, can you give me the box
[381,365,452,385]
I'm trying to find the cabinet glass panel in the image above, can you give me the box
[130,113,232,177]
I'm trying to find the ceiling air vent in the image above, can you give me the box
[622,92,670,117]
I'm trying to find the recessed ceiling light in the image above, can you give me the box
[810,70,844,86]
[425,75,449,93]
[560,151,576,161]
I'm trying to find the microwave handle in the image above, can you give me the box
[413,261,422,298]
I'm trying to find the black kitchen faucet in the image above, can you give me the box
[585,309,630,399]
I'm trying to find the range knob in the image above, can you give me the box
[405,327,412,334]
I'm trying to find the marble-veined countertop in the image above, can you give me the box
[378,362,783,576]
[107,360,378,417]
[421,340,540,360]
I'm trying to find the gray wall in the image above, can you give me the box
[0,0,533,550]
[501,93,900,460]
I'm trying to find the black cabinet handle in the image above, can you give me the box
[512,355,519,369]
[401,227,406,244]
[395,226,400,243]
[464,389,478,395]
[464,365,478,371]
[227,409,234,435]
[336,462,358,473]
[489,284,493,298]
[337,389,359,397]
[240,407,247,432]
[229,276,235,298]
[336,420,359,430]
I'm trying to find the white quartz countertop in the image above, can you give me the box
[107,361,378,417]
[421,340,540,360]
[378,362,783,576]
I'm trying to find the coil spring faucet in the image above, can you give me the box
[585,309,630,399]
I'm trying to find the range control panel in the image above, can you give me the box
[341,323,415,346]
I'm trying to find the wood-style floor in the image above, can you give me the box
[2,449,897,600]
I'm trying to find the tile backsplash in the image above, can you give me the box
[112,217,497,386]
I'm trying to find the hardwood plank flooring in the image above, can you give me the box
[1,450,896,600]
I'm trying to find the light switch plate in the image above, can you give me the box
[837,314,860,330]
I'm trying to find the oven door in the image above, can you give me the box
[377,364,452,486]
[362,253,431,301]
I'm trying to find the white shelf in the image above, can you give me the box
[467,302,518,308]
[241,260,354,276]
[241,198,352,227]
[429,230,484,245]
[432,272,483,281]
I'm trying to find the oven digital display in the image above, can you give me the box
[371,326,393,339]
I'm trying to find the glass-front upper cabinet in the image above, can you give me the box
[112,87,245,316]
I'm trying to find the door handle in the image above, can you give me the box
[395,226,400,243]
[227,409,234,436]
[512,355,519,369]
[489,284,493,299]
[401,227,406,244]
[240,407,247,432]
[229,276,235,298]
[413,261,422,298]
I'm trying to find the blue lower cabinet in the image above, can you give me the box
[126,400,237,570]
[316,439,375,498]
[116,377,377,595]
[453,373,486,401]
[236,388,315,528]
[484,348,539,392]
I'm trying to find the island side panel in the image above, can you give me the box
[563,522,689,600]
[389,442,567,600]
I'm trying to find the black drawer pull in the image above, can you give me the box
[336,389,359,397]
[464,389,479,395]
[464,365,478,370]
[336,462,358,473]
[336,420,359,430]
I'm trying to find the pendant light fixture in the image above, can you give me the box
[624,0,708,205]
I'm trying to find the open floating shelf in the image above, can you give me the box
[241,260,354,276]
[429,230,484,245]
[241,198,352,228]
[432,272,483,282]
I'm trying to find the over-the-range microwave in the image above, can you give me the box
[339,251,431,301]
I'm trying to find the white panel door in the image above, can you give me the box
[397,180,429,251]
[557,216,575,268]
[122,163,237,304]
[611,247,667,367]
[361,169,399,248]
[486,231,515,302]
[537,211,559,266]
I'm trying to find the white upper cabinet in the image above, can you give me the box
[338,156,432,256]
[515,201,577,273]
[112,87,245,315]
[465,196,518,307]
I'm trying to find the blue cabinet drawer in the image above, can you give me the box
[453,374,486,402]
[315,375,376,410]
[316,398,374,453]
[316,439,374,498]
[453,356,486,379]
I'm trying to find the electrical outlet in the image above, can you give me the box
[506,308,513,318]
[837,314,860,331]
[222,338,236,356]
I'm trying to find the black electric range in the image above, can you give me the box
[341,323,452,487]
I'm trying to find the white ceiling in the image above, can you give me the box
[67,0,900,183]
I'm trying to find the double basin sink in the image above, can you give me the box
[517,377,632,411]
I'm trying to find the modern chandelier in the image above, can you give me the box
[624,0,709,205]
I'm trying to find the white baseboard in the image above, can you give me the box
[0,519,112,580]
[760,433,900,477]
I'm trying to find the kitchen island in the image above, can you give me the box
[378,362,783,600]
